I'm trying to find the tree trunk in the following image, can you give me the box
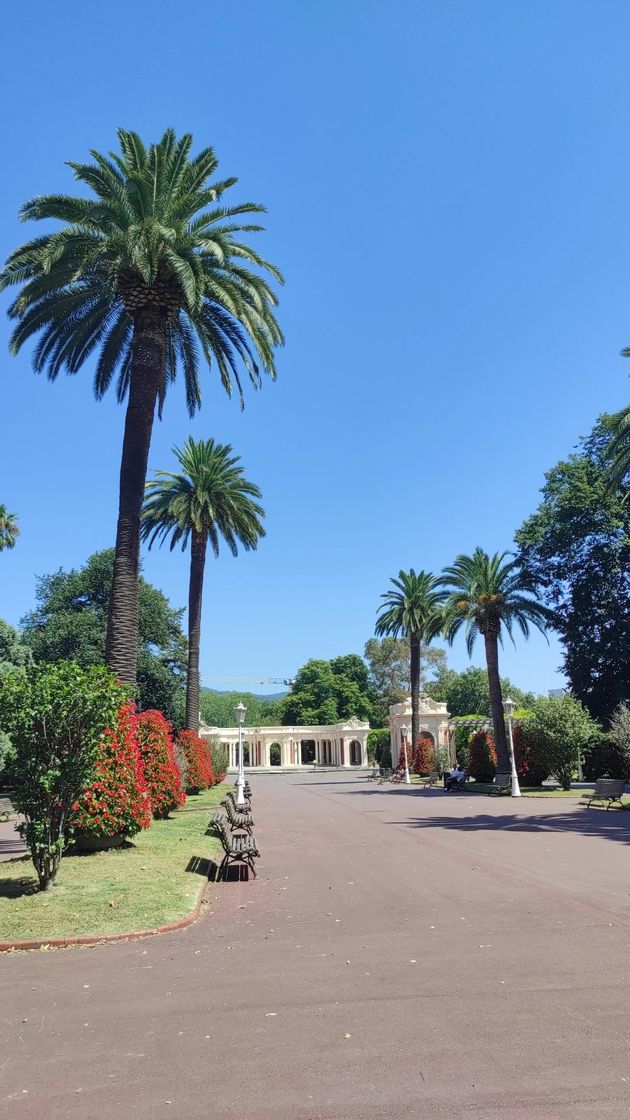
[484,630,510,772]
[410,634,421,770]
[186,528,207,730]
[105,314,166,684]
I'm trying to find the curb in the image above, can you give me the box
[0,877,211,954]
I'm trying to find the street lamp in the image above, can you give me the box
[400,724,411,786]
[235,701,247,807]
[502,696,521,798]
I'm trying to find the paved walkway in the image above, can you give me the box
[2,773,630,1119]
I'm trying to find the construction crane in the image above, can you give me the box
[202,675,294,688]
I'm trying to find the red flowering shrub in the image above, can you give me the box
[513,722,549,786]
[136,710,186,818]
[72,701,152,839]
[413,736,435,775]
[176,730,215,792]
[467,730,497,782]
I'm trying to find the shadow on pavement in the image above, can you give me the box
[387,808,630,846]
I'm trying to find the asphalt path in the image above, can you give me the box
[2,773,630,1119]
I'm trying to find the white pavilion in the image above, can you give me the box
[199,715,371,771]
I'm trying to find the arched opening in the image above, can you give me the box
[300,739,316,764]
[269,742,282,767]
[349,739,362,766]
[242,742,251,766]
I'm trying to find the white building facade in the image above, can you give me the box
[388,695,451,759]
[199,715,370,771]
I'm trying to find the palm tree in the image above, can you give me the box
[605,405,630,494]
[142,437,265,730]
[440,548,549,773]
[0,505,19,552]
[0,129,283,684]
[375,570,444,766]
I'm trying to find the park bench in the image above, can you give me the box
[488,773,512,795]
[582,778,627,811]
[213,812,260,880]
[419,771,441,790]
[367,766,380,781]
[221,796,255,835]
[378,767,393,784]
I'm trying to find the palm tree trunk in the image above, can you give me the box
[105,314,166,683]
[186,528,207,730]
[410,634,421,770]
[484,630,510,772]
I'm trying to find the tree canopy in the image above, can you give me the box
[425,665,536,717]
[281,656,374,726]
[516,414,630,723]
[20,550,187,727]
[200,689,283,727]
[364,636,446,726]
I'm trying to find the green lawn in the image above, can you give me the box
[0,785,229,943]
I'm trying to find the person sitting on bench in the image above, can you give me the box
[445,763,465,791]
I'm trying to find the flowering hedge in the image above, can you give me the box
[136,709,186,818]
[467,729,497,782]
[72,701,152,839]
[413,736,434,776]
[176,730,215,792]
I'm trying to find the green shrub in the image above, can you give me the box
[210,741,228,782]
[583,734,630,781]
[525,695,600,790]
[0,662,123,890]
[513,722,549,786]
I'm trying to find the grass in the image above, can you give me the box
[0,785,229,943]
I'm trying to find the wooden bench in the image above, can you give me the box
[213,813,260,880]
[221,797,255,835]
[367,766,380,781]
[226,788,251,812]
[420,771,441,790]
[378,768,393,784]
[582,778,627,811]
[488,773,512,795]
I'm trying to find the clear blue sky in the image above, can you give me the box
[1,0,629,695]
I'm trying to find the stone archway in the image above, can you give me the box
[300,740,316,764]
[269,742,282,767]
[349,739,362,766]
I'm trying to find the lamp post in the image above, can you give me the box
[400,724,411,786]
[235,701,247,807]
[503,696,521,798]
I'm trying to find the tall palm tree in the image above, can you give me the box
[604,405,630,494]
[0,505,19,552]
[142,437,265,730]
[440,548,549,773]
[0,129,283,684]
[375,570,444,765]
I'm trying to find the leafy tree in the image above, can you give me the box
[516,415,630,722]
[364,636,446,725]
[281,657,374,725]
[1,128,283,685]
[425,665,536,717]
[0,618,33,674]
[200,688,282,727]
[523,694,599,790]
[367,727,390,764]
[0,662,123,889]
[142,437,265,730]
[0,505,19,552]
[604,403,630,494]
[375,570,444,759]
[441,549,550,773]
[21,549,186,727]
